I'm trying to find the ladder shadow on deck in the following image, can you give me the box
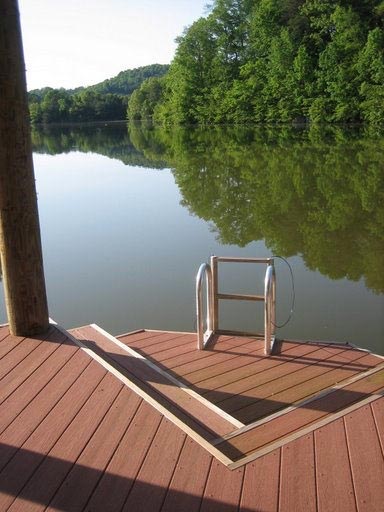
[77,336,384,428]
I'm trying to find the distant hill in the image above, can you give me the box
[28,64,170,124]
[29,64,169,97]
[86,64,169,95]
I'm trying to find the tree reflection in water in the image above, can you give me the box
[32,122,384,294]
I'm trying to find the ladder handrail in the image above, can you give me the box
[196,263,214,349]
[196,256,276,354]
[264,263,276,355]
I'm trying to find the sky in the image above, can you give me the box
[18,0,209,91]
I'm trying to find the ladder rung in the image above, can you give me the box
[217,293,265,302]
[215,257,272,264]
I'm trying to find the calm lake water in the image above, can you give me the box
[1,122,383,354]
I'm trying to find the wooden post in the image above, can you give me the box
[0,0,49,335]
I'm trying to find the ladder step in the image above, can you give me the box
[217,293,265,302]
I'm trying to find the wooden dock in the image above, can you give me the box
[1,322,383,511]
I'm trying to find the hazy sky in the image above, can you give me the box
[18,0,208,90]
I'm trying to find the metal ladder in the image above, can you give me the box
[196,256,276,355]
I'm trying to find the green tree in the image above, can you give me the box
[127,77,165,120]
[310,6,364,122]
[357,27,384,123]
[158,17,217,124]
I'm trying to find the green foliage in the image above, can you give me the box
[357,28,384,122]
[128,77,166,121]
[149,0,384,124]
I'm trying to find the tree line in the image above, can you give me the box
[28,64,169,124]
[128,0,384,124]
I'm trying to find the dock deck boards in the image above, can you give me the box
[0,323,383,511]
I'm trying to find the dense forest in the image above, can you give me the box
[28,64,169,124]
[129,0,384,124]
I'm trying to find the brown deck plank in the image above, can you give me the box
[239,449,280,512]
[217,368,384,460]
[46,387,141,512]
[5,372,123,512]
[1,325,384,510]
[213,345,349,410]
[371,397,384,450]
[161,437,213,512]
[201,343,328,402]
[121,418,186,512]
[118,331,189,350]
[0,328,67,405]
[85,400,162,512]
[0,325,10,340]
[200,460,244,512]
[177,338,264,380]
[0,355,99,474]
[0,340,79,433]
[314,418,357,512]
[146,335,201,362]
[160,336,261,371]
[279,433,316,512]
[0,332,25,360]
[183,344,265,383]
[0,335,44,381]
[134,334,195,356]
[344,403,384,512]
[232,352,378,423]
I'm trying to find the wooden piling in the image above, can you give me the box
[0,0,49,335]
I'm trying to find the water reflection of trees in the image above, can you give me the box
[31,122,384,293]
[31,123,168,169]
[129,124,384,294]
